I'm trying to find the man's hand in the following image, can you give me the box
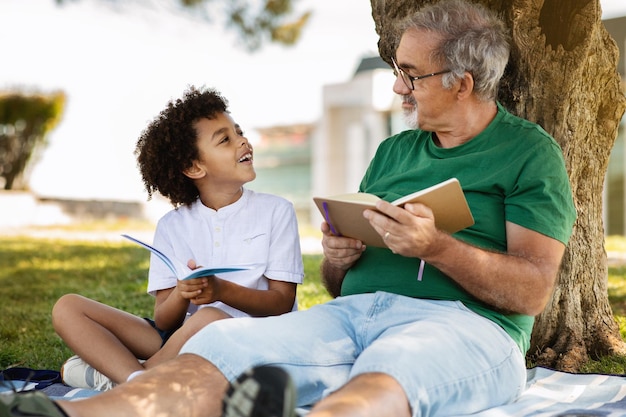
[321,221,366,271]
[320,221,366,297]
[363,200,439,259]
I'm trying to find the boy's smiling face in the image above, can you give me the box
[189,112,256,192]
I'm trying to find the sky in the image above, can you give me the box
[1,0,380,202]
[1,0,625,204]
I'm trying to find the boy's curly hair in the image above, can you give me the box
[135,86,229,207]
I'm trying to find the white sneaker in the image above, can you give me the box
[60,355,116,391]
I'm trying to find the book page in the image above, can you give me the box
[121,234,253,280]
[121,233,187,278]
[319,193,381,204]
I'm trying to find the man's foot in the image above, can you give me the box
[0,390,68,417]
[222,365,297,417]
[60,355,116,391]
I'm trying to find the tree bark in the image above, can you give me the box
[370,0,626,371]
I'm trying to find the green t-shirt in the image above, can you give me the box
[340,103,577,354]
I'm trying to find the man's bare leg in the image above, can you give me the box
[308,373,411,417]
[58,354,227,417]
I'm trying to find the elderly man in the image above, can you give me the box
[2,1,575,416]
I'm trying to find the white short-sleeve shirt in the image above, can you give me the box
[146,188,304,318]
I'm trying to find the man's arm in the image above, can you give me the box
[423,222,564,315]
[365,201,566,316]
[321,259,346,298]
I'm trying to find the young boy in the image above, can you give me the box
[51,86,304,391]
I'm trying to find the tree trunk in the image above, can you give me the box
[370,0,626,371]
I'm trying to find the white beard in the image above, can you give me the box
[403,106,419,129]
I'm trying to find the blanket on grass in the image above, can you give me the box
[0,367,98,400]
[468,367,626,417]
[2,366,626,415]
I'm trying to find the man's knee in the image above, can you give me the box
[349,372,407,398]
[174,353,229,389]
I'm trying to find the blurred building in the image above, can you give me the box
[310,56,401,225]
[252,123,315,222]
[250,56,404,226]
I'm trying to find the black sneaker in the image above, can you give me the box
[222,365,297,417]
[0,390,67,417]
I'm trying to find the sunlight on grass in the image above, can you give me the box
[0,233,330,369]
[0,237,155,369]
[22,219,156,233]
[298,254,331,309]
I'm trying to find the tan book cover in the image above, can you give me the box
[313,178,474,248]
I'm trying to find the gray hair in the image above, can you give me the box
[396,0,510,101]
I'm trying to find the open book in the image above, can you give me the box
[313,178,474,248]
[121,234,253,280]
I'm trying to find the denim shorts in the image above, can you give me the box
[181,292,526,416]
[143,318,178,347]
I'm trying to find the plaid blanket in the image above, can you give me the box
[467,367,626,417]
[0,380,99,400]
[0,367,98,400]
[2,366,626,415]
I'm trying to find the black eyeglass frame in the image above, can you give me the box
[391,57,452,90]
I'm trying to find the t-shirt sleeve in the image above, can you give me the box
[264,198,304,284]
[505,140,576,245]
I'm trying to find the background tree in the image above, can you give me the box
[3,0,308,194]
[54,0,310,51]
[0,92,66,190]
[372,0,626,371]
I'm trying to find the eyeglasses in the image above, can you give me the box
[391,57,451,91]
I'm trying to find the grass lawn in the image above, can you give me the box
[1,230,625,373]
[0,233,329,370]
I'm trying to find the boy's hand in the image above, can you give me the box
[177,276,209,300]
[176,259,209,301]
[181,259,223,305]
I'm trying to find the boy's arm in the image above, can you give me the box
[153,286,191,331]
[153,268,212,330]
[190,277,297,316]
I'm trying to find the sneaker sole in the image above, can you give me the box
[222,365,296,417]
